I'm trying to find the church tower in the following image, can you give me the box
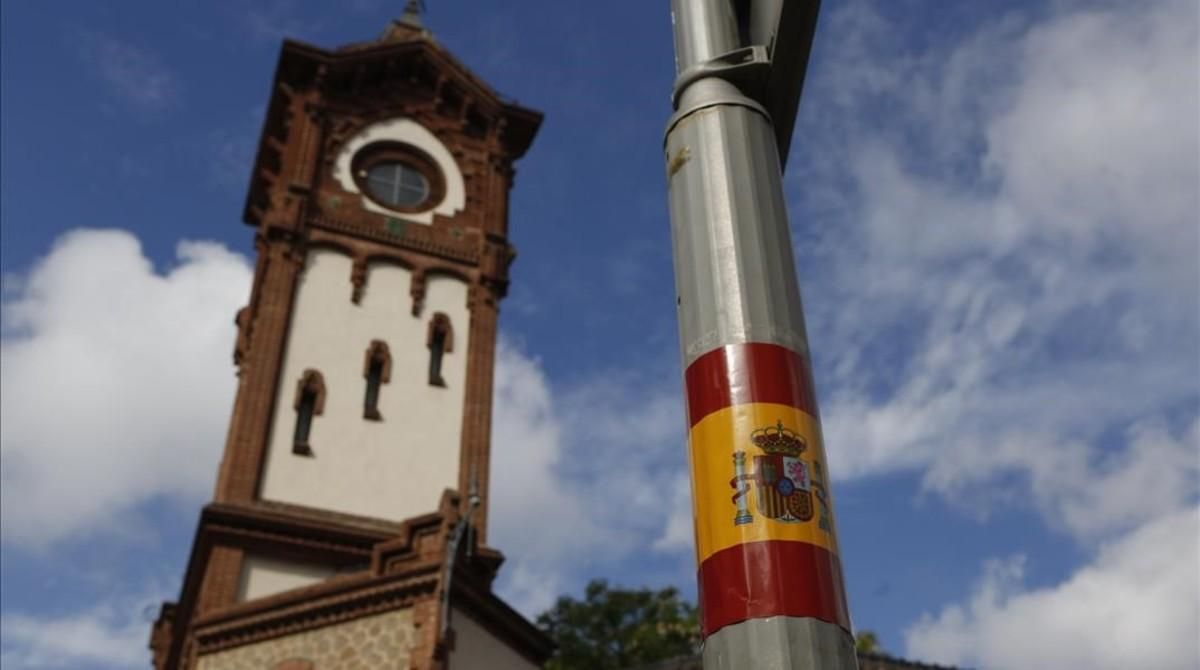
[150,8,549,669]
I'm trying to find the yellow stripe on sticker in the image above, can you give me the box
[689,402,841,563]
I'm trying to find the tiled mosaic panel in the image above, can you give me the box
[197,608,414,670]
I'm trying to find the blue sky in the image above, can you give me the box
[1,1,1197,668]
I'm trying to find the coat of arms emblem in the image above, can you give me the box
[730,421,831,531]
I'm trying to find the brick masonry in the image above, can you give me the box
[195,608,415,670]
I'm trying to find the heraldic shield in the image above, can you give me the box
[753,452,814,523]
[731,421,827,526]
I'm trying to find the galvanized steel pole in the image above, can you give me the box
[664,1,858,668]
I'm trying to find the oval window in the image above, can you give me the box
[350,141,445,214]
[364,161,430,209]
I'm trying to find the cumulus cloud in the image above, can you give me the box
[0,229,251,548]
[0,586,159,670]
[905,507,1200,669]
[0,228,687,616]
[922,418,1200,540]
[495,0,1200,622]
[488,341,615,613]
[786,0,1199,665]
[794,0,1199,534]
[490,340,686,614]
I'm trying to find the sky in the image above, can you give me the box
[1,0,1197,668]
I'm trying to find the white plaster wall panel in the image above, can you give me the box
[332,117,466,225]
[259,249,471,522]
[237,555,335,602]
[449,608,539,670]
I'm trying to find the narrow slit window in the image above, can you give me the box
[294,390,316,451]
[362,340,391,420]
[427,313,453,388]
[429,330,446,386]
[292,370,325,455]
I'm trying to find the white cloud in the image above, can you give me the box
[921,418,1200,540]
[651,471,694,553]
[0,586,161,670]
[785,0,1199,662]
[0,229,688,616]
[905,506,1200,669]
[489,340,686,615]
[792,0,1199,538]
[495,0,1199,619]
[76,31,179,111]
[0,229,251,548]
[986,0,1199,252]
[488,341,615,612]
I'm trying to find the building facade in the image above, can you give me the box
[149,9,549,669]
[629,652,962,670]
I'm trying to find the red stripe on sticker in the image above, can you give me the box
[684,343,817,427]
[697,540,851,637]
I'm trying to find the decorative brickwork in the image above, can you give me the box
[458,285,500,542]
[196,608,414,670]
[624,652,961,670]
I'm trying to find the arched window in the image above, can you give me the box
[427,313,454,387]
[292,369,326,455]
[362,340,392,420]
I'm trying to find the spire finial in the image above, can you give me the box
[399,0,424,28]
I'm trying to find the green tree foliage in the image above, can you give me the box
[536,580,701,670]
[855,630,883,653]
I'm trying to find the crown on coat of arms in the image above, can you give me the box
[750,421,806,456]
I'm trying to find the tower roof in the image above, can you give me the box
[396,0,424,30]
[242,17,542,228]
[374,1,429,47]
[336,1,431,52]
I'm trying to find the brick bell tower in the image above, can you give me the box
[150,7,549,669]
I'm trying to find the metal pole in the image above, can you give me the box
[664,1,857,668]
